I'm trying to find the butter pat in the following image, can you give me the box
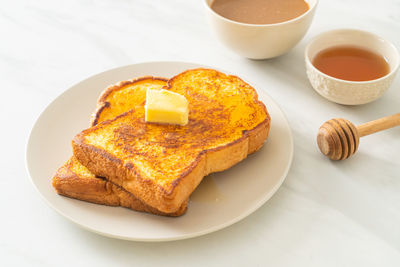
[145,89,189,126]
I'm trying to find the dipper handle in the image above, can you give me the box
[357,113,400,137]
[317,113,400,160]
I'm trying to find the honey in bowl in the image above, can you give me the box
[312,46,390,81]
[211,0,309,24]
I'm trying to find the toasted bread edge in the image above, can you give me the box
[52,157,187,216]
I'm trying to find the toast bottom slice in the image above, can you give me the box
[52,157,187,216]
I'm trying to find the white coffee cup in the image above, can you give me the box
[204,0,318,59]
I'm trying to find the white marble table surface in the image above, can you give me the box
[1,0,400,266]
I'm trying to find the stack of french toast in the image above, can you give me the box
[52,68,271,216]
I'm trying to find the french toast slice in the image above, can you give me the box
[53,157,187,216]
[73,68,271,213]
[53,77,188,216]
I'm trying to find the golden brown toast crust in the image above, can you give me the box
[52,157,187,216]
[91,76,168,126]
[73,68,271,213]
[53,77,188,216]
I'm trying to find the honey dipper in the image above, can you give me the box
[317,113,400,160]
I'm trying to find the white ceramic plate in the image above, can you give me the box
[26,62,293,242]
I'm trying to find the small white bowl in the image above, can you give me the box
[305,29,400,105]
[204,0,318,59]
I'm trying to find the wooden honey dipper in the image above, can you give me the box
[317,113,400,160]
